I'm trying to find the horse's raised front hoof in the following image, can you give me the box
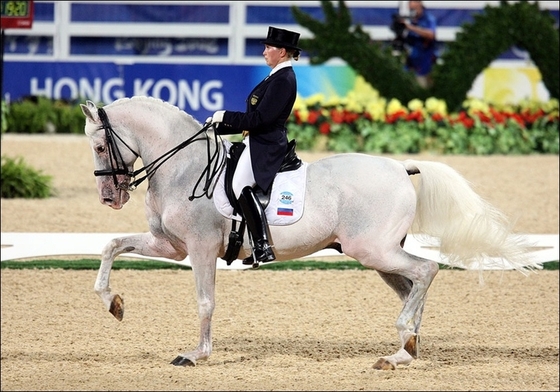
[404,334,418,359]
[109,294,124,321]
[170,356,195,367]
[372,358,395,370]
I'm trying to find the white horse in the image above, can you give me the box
[81,96,537,370]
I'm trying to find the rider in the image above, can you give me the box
[206,26,301,264]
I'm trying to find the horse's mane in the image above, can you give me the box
[107,96,199,124]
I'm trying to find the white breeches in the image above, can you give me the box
[232,137,256,199]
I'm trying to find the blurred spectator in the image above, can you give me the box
[397,1,437,88]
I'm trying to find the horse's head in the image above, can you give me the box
[81,100,137,210]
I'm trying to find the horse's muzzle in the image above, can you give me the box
[99,177,131,209]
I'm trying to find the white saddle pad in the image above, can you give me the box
[213,149,307,226]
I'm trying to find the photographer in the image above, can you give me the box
[393,1,437,88]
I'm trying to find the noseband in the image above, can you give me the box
[94,107,222,199]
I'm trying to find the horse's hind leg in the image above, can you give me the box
[376,271,412,302]
[376,271,427,335]
[368,252,439,370]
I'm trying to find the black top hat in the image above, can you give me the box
[260,26,301,51]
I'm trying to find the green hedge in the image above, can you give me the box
[3,96,86,134]
[2,96,558,155]
[1,155,55,198]
[431,1,559,111]
[292,1,559,113]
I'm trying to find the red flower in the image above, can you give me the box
[449,111,467,125]
[319,122,331,135]
[489,108,506,124]
[461,117,475,129]
[522,109,545,124]
[307,110,320,125]
[449,112,474,128]
[344,111,359,123]
[474,110,492,124]
[294,110,303,124]
[330,109,345,124]
[511,113,525,128]
[406,110,424,123]
[386,109,407,124]
[431,113,444,122]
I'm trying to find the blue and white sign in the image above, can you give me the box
[2,62,274,122]
[2,61,360,122]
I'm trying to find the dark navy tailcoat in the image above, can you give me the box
[215,66,297,192]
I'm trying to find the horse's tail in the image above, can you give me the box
[403,159,540,273]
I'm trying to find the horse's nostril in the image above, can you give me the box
[103,198,113,203]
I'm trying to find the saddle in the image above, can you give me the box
[221,139,302,265]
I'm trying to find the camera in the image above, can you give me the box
[390,13,408,54]
[390,13,407,38]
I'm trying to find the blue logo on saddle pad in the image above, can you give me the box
[279,191,293,205]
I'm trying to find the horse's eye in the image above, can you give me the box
[95,145,106,154]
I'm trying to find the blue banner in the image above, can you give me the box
[2,61,358,123]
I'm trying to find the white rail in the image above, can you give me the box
[4,1,557,64]
[1,232,557,270]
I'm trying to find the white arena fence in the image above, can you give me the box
[1,232,557,270]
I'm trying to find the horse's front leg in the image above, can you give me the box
[95,232,185,321]
[171,251,218,367]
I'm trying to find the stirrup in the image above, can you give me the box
[242,243,275,265]
[242,256,258,266]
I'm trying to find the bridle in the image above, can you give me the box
[94,108,139,191]
[94,107,225,200]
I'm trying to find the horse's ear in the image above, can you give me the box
[80,100,99,122]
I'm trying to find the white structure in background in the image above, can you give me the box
[2,1,558,109]
[1,232,558,270]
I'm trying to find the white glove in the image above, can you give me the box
[211,110,225,124]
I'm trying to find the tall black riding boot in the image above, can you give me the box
[238,186,276,264]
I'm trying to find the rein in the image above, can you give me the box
[95,107,225,200]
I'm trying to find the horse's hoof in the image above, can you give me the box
[109,295,124,321]
[404,334,418,359]
[171,356,195,367]
[372,358,395,370]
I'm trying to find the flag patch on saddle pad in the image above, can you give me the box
[277,208,294,216]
